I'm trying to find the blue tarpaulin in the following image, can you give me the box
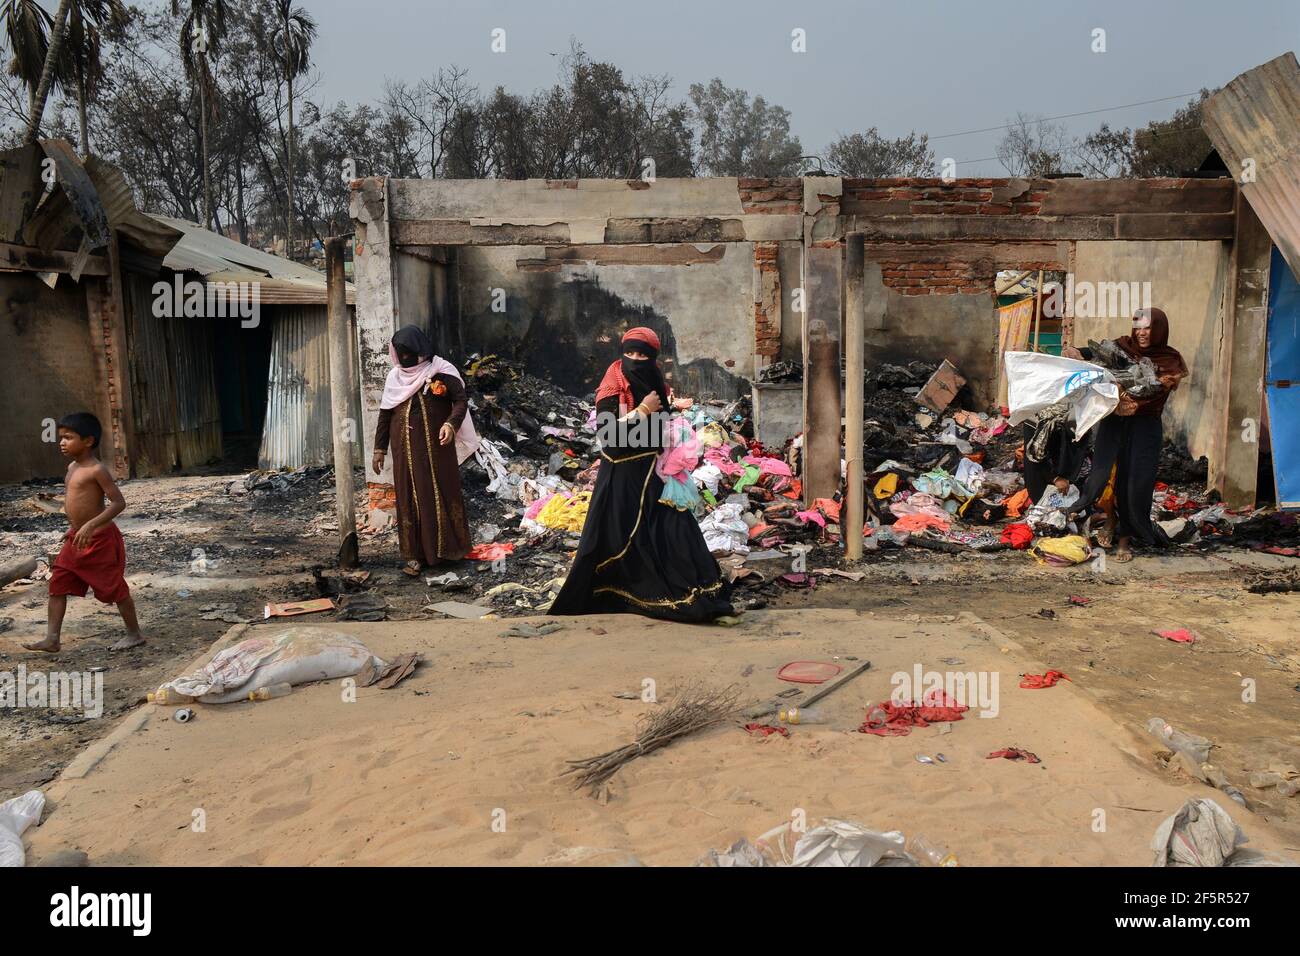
[1266,246,1300,509]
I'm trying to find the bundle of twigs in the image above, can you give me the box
[563,683,740,796]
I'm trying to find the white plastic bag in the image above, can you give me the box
[1005,351,1119,438]
[0,790,45,867]
[161,627,384,704]
[791,819,919,867]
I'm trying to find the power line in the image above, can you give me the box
[929,91,1203,141]
[955,122,1208,166]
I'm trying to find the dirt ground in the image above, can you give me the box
[20,608,1300,866]
[3,468,1300,859]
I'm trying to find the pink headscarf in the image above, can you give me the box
[380,339,480,465]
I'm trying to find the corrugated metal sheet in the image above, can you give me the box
[258,306,335,469]
[122,272,223,475]
[1203,52,1300,280]
[149,215,356,304]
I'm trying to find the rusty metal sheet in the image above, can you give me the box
[38,139,110,250]
[1203,52,1300,280]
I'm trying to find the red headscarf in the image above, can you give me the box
[596,327,664,409]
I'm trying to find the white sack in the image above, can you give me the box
[1004,351,1119,439]
[0,790,45,867]
[162,627,384,704]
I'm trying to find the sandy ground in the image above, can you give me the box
[24,608,1300,866]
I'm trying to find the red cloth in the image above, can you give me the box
[1154,628,1196,644]
[987,747,1040,763]
[49,523,130,604]
[858,691,968,736]
[466,542,515,561]
[595,360,633,408]
[622,326,660,353]
[1020,670,1071,689]
[1000,523,1034,549]
[744,722,790,738]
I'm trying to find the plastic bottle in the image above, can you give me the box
[907,834,959,867]
[1145,716,1212,764]
[147,686,190,706]
[777,706,827,725]
[248,682,293,702]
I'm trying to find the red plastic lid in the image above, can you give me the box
[777,661,843,684]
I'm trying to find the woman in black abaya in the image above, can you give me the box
[1070,307,1188,562]
[549,327,733,622]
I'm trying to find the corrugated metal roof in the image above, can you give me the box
[149,214,355,304]
[1203,52,1300,280]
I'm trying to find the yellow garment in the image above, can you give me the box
[1030,535,1091,565]
[697,422,728,448]
[873,473,898,499]
[536,492,591,532]
[1098,464,1117,516]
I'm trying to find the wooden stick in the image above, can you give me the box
[743,659,872,719]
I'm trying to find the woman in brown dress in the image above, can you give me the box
[371,325,479,576]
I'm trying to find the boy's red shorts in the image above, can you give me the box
[49,523,130,604]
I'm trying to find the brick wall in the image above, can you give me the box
[367,481,397,511]
[841,177,1048,216]
[753,242,782,357]
[738,177,802,214]
[878,260,991,296]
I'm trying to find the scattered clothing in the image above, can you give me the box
[859,691,968,736]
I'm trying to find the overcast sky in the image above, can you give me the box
[305,0,1299,175]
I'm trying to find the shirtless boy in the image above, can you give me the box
[23,412,145,653]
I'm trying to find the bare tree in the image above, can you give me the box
[996,112,1070,176]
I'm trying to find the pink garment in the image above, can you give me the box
[656,416,702,483]
[743,454,792,477]
[525,493,558,520]
[380,345,481,464]
[703,447,745,477]
[795,509,827,527]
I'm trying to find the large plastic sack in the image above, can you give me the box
[1152,799,1245,867]
[0,790,44,867]
[792,819,919,867]
[1005,351,1119,439]
[162,627,385,704]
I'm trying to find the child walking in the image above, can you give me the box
[23,412,145,653]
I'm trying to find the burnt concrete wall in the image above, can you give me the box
[863,281,998,406]
[456,243,753,400]
[0,273,104,481]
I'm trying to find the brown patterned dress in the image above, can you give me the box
[374,373,471,565]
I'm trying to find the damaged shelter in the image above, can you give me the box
[0,139,358,483]
[350,56,1300,526]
